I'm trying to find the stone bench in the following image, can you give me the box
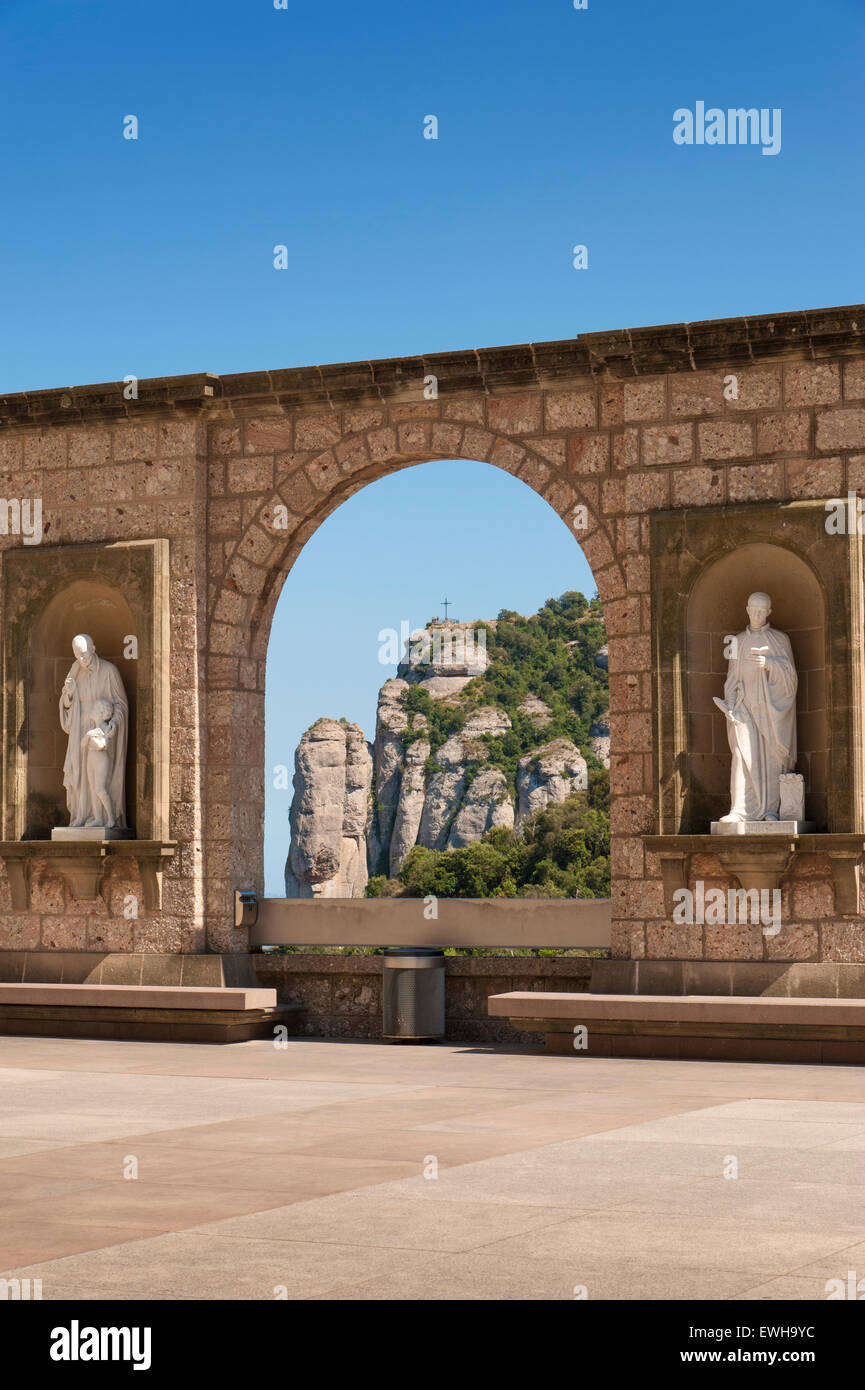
[488,991,865,1064]
[0,982,303,1044]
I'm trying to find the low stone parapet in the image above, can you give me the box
[254,951,595,1042]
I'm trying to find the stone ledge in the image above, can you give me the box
[0,982,277,1009]
[0,1002,301,1044]
[489,989,865,1063]
[489,990,865,1026]
[2,306,862,425]
[539,1030,865,1065]
[0,374,218,427]
[0,840,177,910]
[645,833,865,916]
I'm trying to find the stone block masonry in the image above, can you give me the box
[1,307,864,965]
[252,952,594,1043]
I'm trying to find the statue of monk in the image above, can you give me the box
[714,592,798,823]
[59,634,129,829]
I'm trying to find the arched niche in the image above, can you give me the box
[652,501,865,837]
[686,542,827,830]
[1,540,170,843]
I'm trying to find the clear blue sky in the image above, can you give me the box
[2,0,861,888]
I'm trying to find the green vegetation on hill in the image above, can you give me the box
[368,591,610,898]
[401,684,464,756]
[473,591,607,744]
[402,590,608,791]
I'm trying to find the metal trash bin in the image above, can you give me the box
[382,947,445,1041]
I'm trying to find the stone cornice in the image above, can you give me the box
[2,303,863,428]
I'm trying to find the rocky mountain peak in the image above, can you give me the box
[285,596,608,896]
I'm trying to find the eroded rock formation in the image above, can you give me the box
[515,738,588,828]
[285,612,603,896]
[284,718,373,898]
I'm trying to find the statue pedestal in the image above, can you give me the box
[647,833,865,917]
[0,840,176,910]
[710,820,815,835]
[51,827,133,841]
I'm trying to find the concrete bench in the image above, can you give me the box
[0,982,302,1044]
[488,991,865,1064]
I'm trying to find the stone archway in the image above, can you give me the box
[205,409,621,951]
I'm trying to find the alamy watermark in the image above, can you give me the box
[50,1322,151,1370]
[673,102,781,156]
[0,498,42,545]
[1,1277,42,1300]
[378,621,486,668]
[825,492,865,534]
[672,880,781,936]
[826,1270,865,1299]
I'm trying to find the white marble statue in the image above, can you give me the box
[59,634,129,829]
[714,592,797,823]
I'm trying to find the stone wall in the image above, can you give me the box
[2,307,865,965]
[252,952,593,1043]
[0,415,208,955]
[610,354,865,964]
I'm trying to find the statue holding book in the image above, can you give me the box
[58,634,129,831]
[713,592,798,823]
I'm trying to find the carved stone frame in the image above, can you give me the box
[0,538,170,842]
[651,501,865,836]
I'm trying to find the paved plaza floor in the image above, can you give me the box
[1,1035,864,1301]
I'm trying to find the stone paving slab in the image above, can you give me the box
[1,1036,864,1300]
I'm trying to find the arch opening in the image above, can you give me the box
[261,456,611,901]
